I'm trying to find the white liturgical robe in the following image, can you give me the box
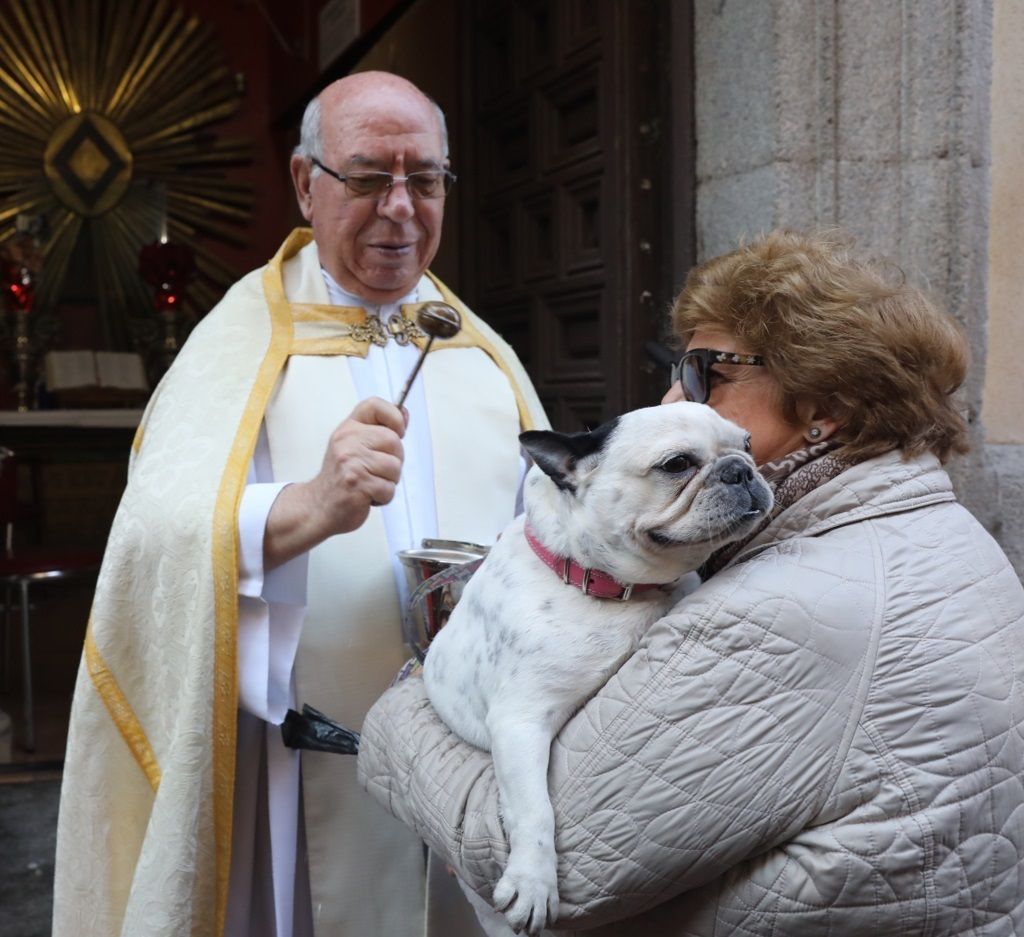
[53,229,547,937]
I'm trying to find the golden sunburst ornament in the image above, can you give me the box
[0,0,252,348]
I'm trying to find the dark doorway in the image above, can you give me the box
[457,0,694,429]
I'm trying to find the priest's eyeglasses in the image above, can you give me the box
[671,348,766,404]
[311,158,456,199]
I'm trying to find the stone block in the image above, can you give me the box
[696,164,778,260]
[771,159,820,227]
[835,0,903,161]
[981,442,1024,578]
[774,0,822,164]
[900,0,959,160]
[695,0,777,179]
[897,157,957,294]
[834,158,903,253]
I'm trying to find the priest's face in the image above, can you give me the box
[291,75,448,304]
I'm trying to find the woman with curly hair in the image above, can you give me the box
[357,230,1024,936]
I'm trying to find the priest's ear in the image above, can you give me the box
[290,154,315,222]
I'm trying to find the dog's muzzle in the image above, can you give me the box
[715,455,772,515]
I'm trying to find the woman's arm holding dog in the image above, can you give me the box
[358,541,877,928]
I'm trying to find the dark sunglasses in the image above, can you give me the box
[671,348,766,404]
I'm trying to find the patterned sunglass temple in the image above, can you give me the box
[674,349,766,404]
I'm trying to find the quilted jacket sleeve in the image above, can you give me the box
[357,532,881,928]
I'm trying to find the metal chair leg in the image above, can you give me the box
[2,582,10,691]
[20,578,33,752]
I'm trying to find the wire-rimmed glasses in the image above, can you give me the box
[311,158,456,199]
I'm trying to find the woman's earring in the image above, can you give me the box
[808,426,823,440]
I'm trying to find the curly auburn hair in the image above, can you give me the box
[670,229,970,463]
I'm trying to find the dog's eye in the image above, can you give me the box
[659,454,694,474]
[743,435,752,453]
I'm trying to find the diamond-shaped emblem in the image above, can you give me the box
[53,118,126,208]
[67,138,112,188]
[44,113,133,217]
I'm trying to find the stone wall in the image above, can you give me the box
[693,0,1023,575]
[981,0,1024,574]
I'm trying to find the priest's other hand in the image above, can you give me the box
[263,397,409,570]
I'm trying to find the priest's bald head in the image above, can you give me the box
[289,72,452,304]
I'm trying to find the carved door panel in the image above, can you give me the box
[458,0,686,431]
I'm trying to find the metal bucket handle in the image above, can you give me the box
[403,557,485,661]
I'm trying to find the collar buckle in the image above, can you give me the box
[526,522,655,601]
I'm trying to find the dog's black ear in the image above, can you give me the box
[519,431,579,491]
[520,418,619,494]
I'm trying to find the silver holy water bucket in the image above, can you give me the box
[397,539,489,661]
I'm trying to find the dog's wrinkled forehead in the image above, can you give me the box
[615,402,749,466]
[520,402,750,494]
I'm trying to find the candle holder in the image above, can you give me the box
[139,240,195,374]
[1,217,47,411]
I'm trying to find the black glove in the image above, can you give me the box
[281,704,360,755]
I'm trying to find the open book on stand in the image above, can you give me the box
[43,350,149,407]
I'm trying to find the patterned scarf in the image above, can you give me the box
[700,439,852,579]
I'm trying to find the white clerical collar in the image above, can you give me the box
[320,268,419,312]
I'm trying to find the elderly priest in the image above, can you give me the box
[52,71,546,937]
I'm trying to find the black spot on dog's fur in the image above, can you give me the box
[469,595,488,622]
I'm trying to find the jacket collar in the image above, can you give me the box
[729,450,956,569]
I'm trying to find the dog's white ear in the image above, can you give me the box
[520,418,619,494]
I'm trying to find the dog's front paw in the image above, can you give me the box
[492,857,558,935]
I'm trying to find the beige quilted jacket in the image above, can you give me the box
[358,450,1024,936]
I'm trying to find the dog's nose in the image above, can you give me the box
[716,456,754,486]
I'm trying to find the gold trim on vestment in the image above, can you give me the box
[291,304,389,352]
[210,231,298,937]
[290,304,430,355]
[290,303,370,324]
[84,622,162,792]
[290,337,369,356]
[271,231,539,433]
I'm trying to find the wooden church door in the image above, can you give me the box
[457,0,692,431]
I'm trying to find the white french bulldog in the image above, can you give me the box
[423,402,773,935]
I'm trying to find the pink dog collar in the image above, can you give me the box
[523,523,664,600]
